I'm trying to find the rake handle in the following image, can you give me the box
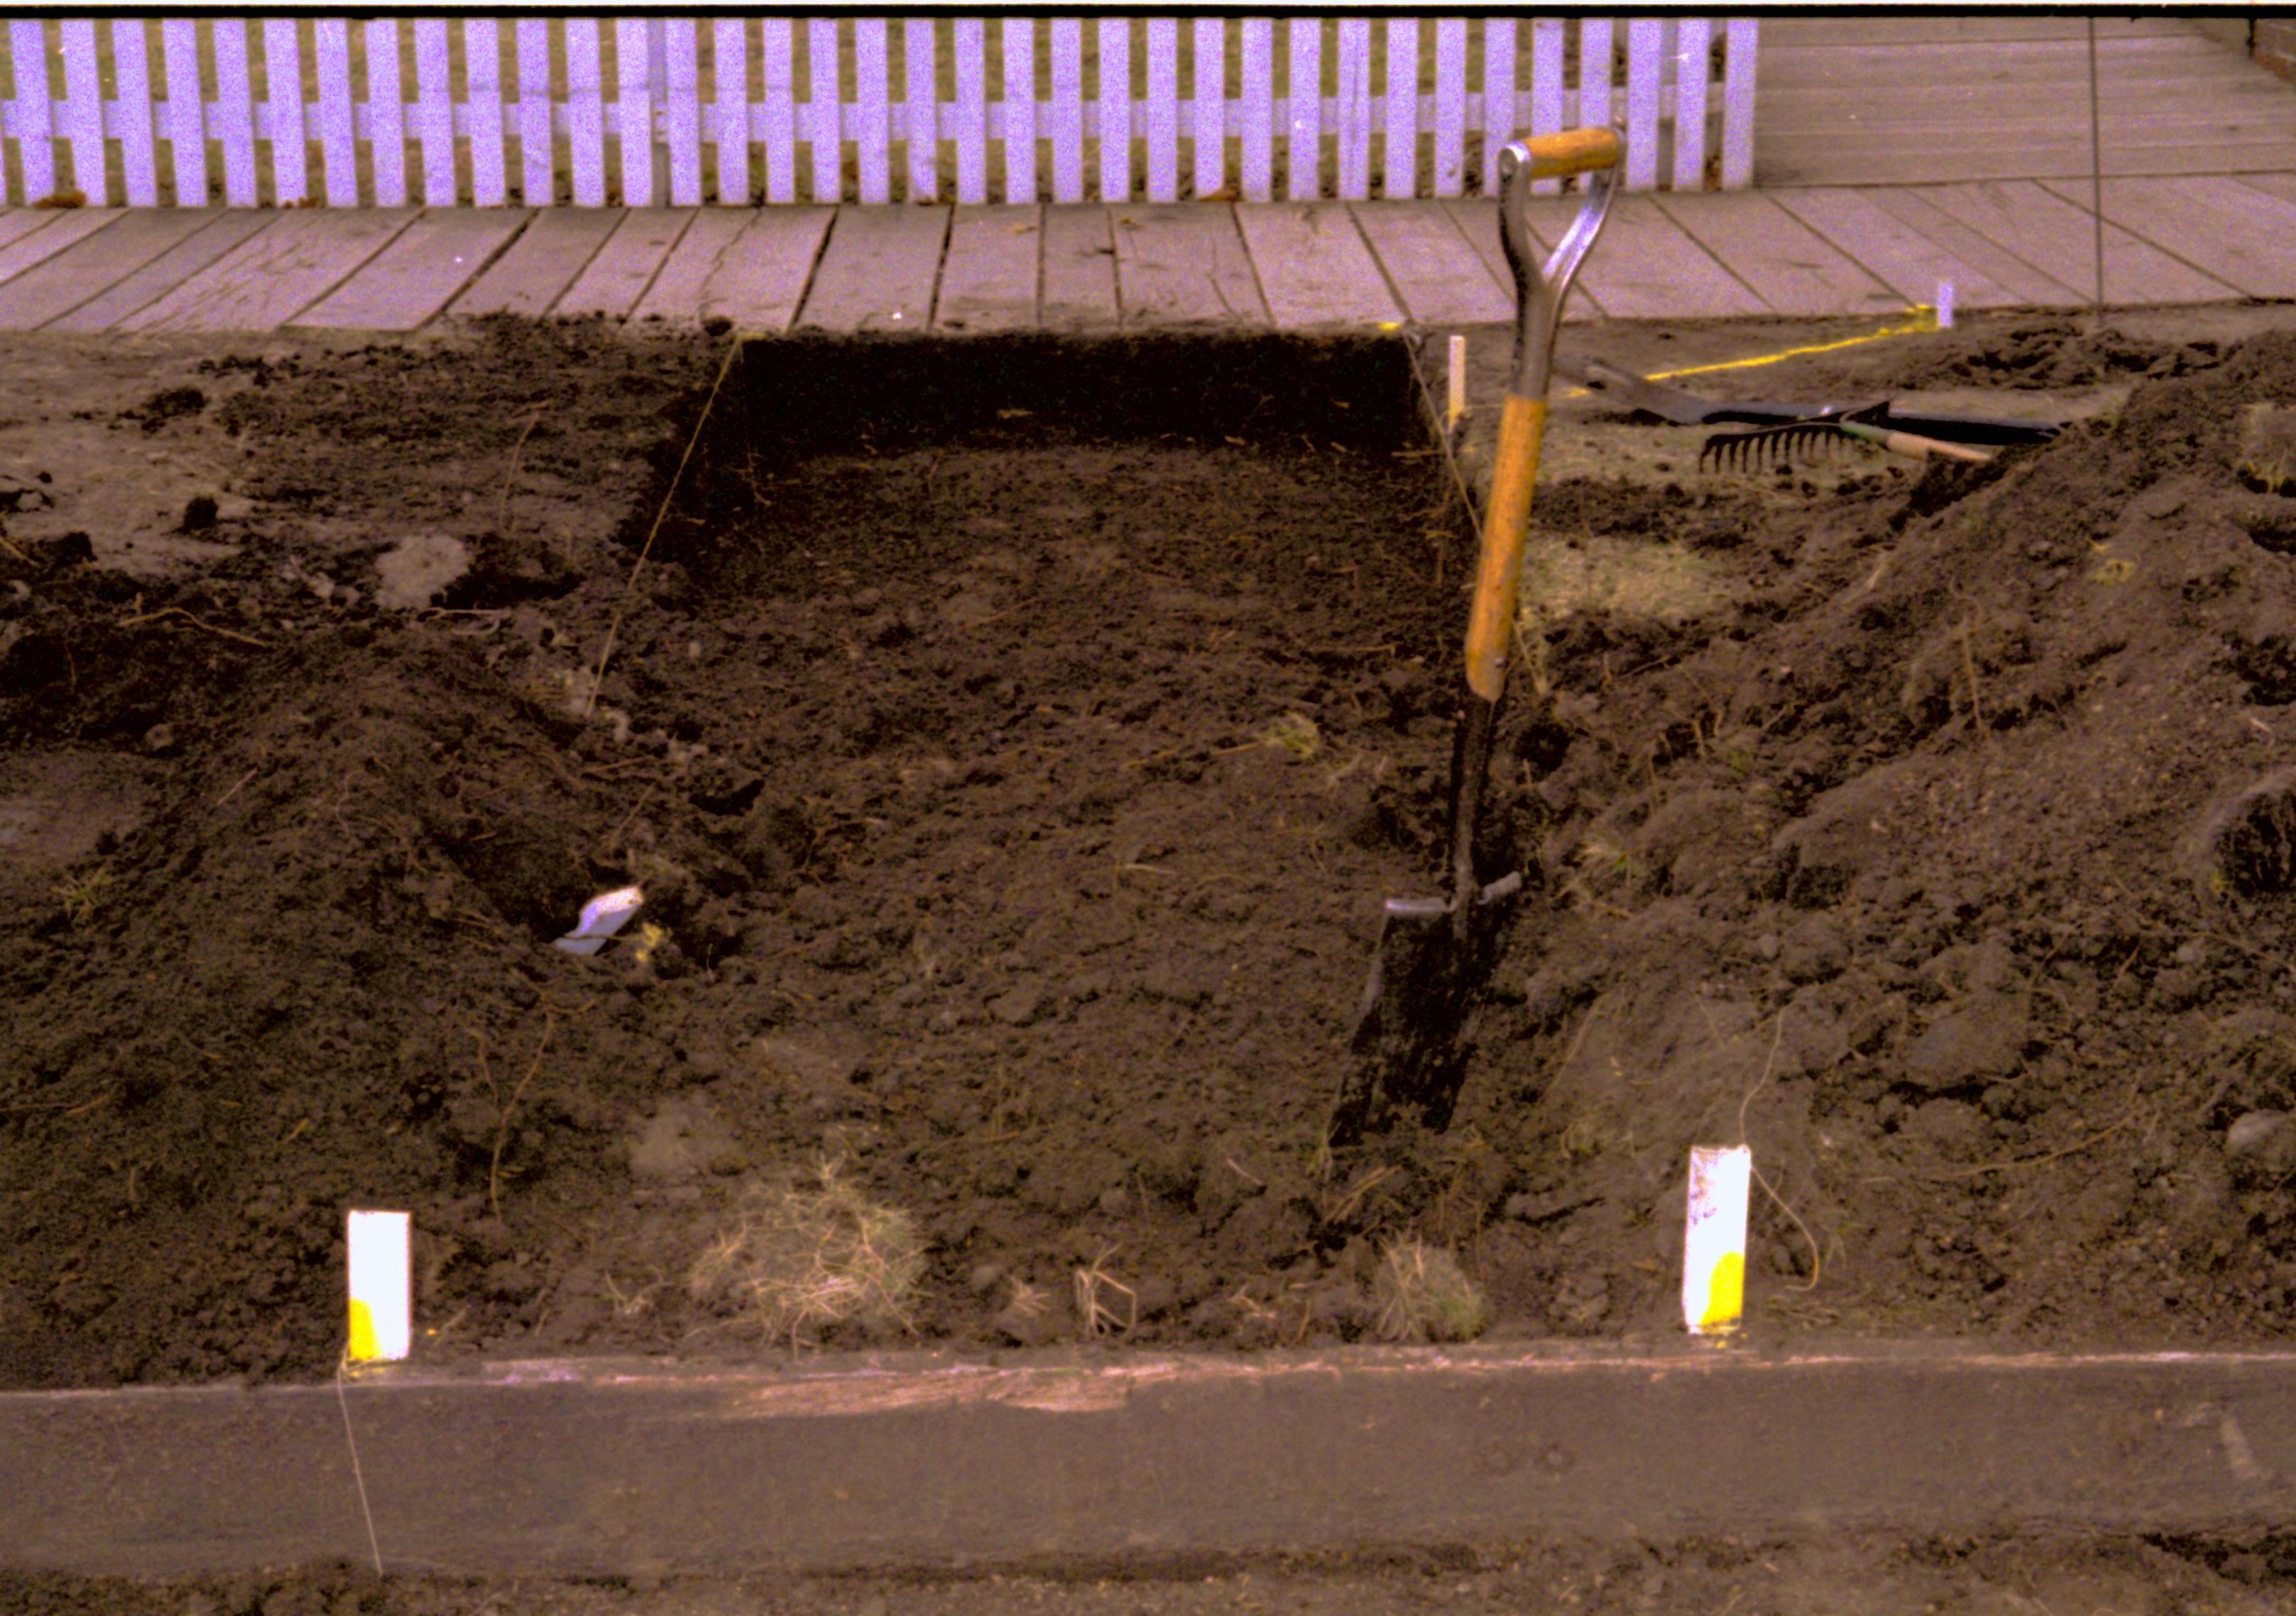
[1841,420,1996,464]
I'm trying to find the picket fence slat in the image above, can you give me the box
[1721,16,1759,191]
[1048,17,1082,203]
[114,19,159,207]
[1239,16,1271,203]
[264,19,306,206]
[514,18,549,206]
[315,18,353,205]
[1144,16,1176,204]
[1003,17,1035,206]
[720,18,753,206]
[1097,16,1130,204]
[1524,19,1561,196]
[665,17,702,208]
[1334,17,1369,201]
[8,20,56,204]
[1191,17,1222,201]
[804,18,835,204]
[946,18,979,204]
[1623,18,1663,192]
[0,14,1759,210]
[60,19,103,204]
[855,17,889,205]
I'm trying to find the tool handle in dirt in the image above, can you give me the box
[1840,420,1996,464]
[1451,128,1623,925]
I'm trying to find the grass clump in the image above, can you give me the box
[1371,1238,1489,1345]
[689,1160,925,1348]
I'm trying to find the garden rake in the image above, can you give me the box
[1330,125,1623,1148]
[1700,405,1998,473]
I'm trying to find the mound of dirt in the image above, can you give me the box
[1446,332,2296,1345]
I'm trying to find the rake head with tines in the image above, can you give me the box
[1699,405,1890,474]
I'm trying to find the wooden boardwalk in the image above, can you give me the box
[1757,16,2296,186]
[1,180,2292,338]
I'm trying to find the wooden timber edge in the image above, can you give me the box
[5,1340,2296,1576]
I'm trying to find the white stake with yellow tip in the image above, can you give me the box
[1683,1146,1750,1337]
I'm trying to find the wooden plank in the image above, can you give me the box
[1762,16,2194,46]
[0,211,62,257]
[292,209,529,331]
[934,203,1041,332]
[1110,203,1266,327]
[1757,42,2263,92]
[626,205,829,330]
[212,19,258,207]
[1650,191,1903,318]
[1857,187,2087,307]
[45,212,277,332]
[1524,18,1560,197]
[1446,197,1606,320]
[1350,201,1512,325]
[554,208,696,318]
[1040,202,1118,330]
[1767,188,2025,309]
[566,19,607,207]
[1622,18,1663,193]
[0,207,215,330]
[1332,18,1372,202]
[796,203,949,331]
[1757,80,2296,126]
[1234,201,1400,328]
[1909,180,2236,306]
[1762,142,2296,189]
[1577,19,1614,138]
[0,208,116,288]
[119,210,415,334]
[628,206,831,332]
[2039,175,2296,301]
[449,206,621,318]
[1525,193,1766,320]
[2240,173,2296,210]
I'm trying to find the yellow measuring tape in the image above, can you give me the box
[1557,305,1942,398]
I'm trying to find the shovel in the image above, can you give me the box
[1329,127,1623,1148]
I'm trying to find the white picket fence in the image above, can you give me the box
[0,16,1757,211]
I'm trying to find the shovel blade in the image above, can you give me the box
[1329,874,1521,1145]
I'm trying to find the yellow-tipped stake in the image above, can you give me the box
[347,1210,412,1364]
[1682,1146,1750,1337]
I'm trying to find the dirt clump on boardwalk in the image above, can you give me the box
[3,315,2296,1386]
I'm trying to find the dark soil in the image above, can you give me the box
[7,1530,2296,1616]
[5,313,2296,1388]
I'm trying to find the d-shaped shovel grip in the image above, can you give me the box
[1461,126,1623,704]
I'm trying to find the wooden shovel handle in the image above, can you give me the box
[1463,391,1549,702]
[1516,127,1626,180]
